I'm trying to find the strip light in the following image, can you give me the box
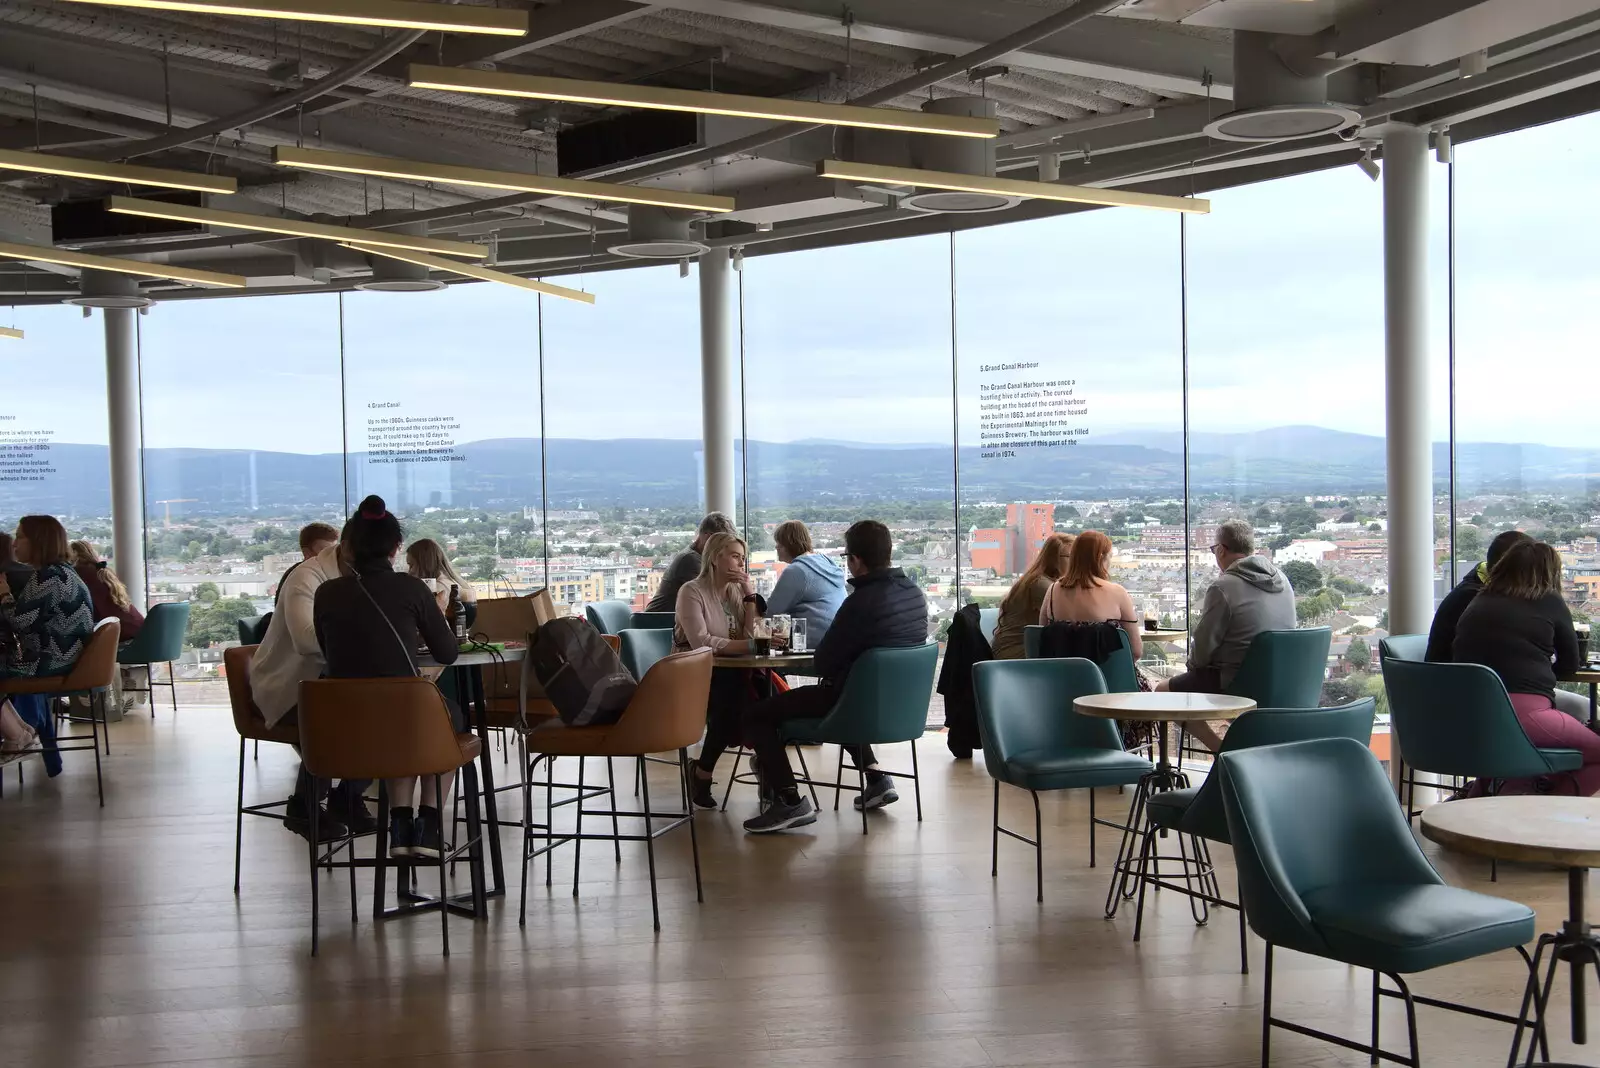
[0,148,237,194]
[105,196,487,259]
[408,65,1002,139]
[0,239,246,288]
[273,146,735,213]
[0,327,22,340]
[341,243,595,304]
[55,0,528,35]
[817,160,1210,214]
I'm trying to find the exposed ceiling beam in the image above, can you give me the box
[995,100,1215,170]
[645,0,1232,98]
[1316,0,1600,67]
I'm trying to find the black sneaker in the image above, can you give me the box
[329,788,378,835]
[742,795,817,834]
[687,771,717,810]
[284,797,348,843]
[947,736,974,760]
[413,806,444,860]
[853,774,899,812]
[388,807,417,859]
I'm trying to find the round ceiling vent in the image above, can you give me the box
[64,268,153,309]
[1203,103,1361,143]
[608,238,710,260]
[901,190,1022,214]
[355,277,446,292]
[608,205,707,260]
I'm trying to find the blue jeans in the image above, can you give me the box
[12,693,61,777]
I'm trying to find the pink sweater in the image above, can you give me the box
[673,575,750,653]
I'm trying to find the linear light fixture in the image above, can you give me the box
[408,65,1002,139]
[55,0,528,35]
[816,159,1210,214]
[0,239,246,288]
[273,146,735,213]
[0,148,237,194]
[105,196,487,259]
[340,243,595,304]
[0,327,22,340]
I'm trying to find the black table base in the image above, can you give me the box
[1515,866,1600,1065]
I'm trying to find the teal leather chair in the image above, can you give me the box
[618,628,673,681]
[629,611,675,630]
[780,642,938,834]
[117,600,190,715]
[236,614,271,646]
[1224,627,1332,708]
[977,607,999,646]
[1218,738,1543,1068]
[972,657,1151,901]
[1140,697,1376,973]
[1379,633,1426,662]
[584,600,633,635]
[1382,658,1581,818]
[1023,624,1140,692]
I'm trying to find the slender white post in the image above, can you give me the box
[104,305,146,610]
[698,248,736,517]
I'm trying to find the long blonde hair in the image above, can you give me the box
[698,531,748,583]
[405,538,467,589]
[1001,532,1074,611]
[69,539,132,610]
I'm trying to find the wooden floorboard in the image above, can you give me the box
[0,707,1590,1068]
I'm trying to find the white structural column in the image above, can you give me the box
[698,247,736,517]
[1382,123,1432,639]
[104,306,147,610]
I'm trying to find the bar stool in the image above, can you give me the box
[298,676,486,957]
[223,644,301,894]
[0,617,120,805]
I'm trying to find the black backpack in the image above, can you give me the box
[528,617,637,726]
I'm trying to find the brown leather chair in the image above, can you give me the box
[224,645,300,894]
[520,647,713,932]
[0,617,120,806]
[297,676,486,957]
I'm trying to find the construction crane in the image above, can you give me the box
[153,499,196,529]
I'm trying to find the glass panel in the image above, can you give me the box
[954,209,1185,673]
[540,266,701,614]
[138,295,343,673]
[340,285,544,600]
[1186,168,1389,704]
[741,235,954,636]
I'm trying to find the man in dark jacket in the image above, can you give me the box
[741,520,929,833]
[644,511,734,613]
[1426,529,1532,662]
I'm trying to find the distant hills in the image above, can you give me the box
[10,425,1596,518]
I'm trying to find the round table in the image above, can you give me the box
[1075,691,1256,920]
[711,652,815,671]
[1421,796,1600,1047]
[1139,629,1189,644]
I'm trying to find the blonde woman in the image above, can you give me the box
[675,530,766,809]
[405,538,476,611]
[70,540,144,643]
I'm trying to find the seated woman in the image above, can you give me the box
[406,538,476,613]
[313,496,461,858]
[1453,540,1600,796]
[0,516,96,774]
[675,530,765,809]
[70,540,144,644]
[1039,529,1143,660]
[765,520,845,648]
[992,532,1074,660]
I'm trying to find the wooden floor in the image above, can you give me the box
[1,706,1591,1068]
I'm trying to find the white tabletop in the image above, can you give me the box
[420,644,526,668]
[1073,691,1255,722]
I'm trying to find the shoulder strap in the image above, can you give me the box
[352,574,420,677]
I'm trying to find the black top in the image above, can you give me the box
[1425,565,1484,662]
[814,567,928,687]
[313,558,459,679]
[645,548,700,613]
[1452,590,1578,701]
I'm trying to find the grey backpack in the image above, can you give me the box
[528,616,637,726]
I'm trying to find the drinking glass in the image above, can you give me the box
[769,614,792,652]
[790,618,807,653]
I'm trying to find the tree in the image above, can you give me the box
[1345,636,1372,671]
[1329,574,1372,596]
[1456,524,1484,557]
[192,581,220,603]
[1282,560,1324,595]
[1280,504,1321,537]
[1269,534,1292,551]
[1321,675,1366,706]
[185,595,258,648]
[1297,591,1334,624]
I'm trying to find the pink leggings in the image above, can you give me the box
[1495,693,1600,797]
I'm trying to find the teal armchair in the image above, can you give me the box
[1140,697,1376,973]
[584,600,633,635]
[1224,627,1331,708]
[619,627,673,681]
[629,612,675,630]
[236,614,271,646]
[1218,738,1542,1068]
[972,657,1151,901]
[1023,624,1140,693]
[781,642,938,834]
[1381,657,1581,817]
[1379,633,1426,662]
[977,607,999,646]
[117,601,190,715]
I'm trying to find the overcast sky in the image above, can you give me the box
[10,110,1596,455]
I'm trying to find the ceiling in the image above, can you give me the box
[2,0,1600,301]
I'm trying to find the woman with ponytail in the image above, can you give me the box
[69,540,144,643]
[313,496,461,859]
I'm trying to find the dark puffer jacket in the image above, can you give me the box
[814,567,929,687]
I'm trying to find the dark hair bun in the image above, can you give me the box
[357,495,388,520]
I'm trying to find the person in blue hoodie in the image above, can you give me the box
[764,520,845,647]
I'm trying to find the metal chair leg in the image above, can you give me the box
[681,749,703,904]
[1261,943,1274,1068]
[991,781,1000,878]
[639,754,661,932]
[1089,789,1097,868]
[90,691,104,807]
[910,738,922,821]
[308,783,321,958]
[436,774,450,957]
[572,757,585,898]
[1032,789,1043,903]
[234,736,246,895]
[606,758,621,862]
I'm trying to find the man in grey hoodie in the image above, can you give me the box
[1158,517,1297,750]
